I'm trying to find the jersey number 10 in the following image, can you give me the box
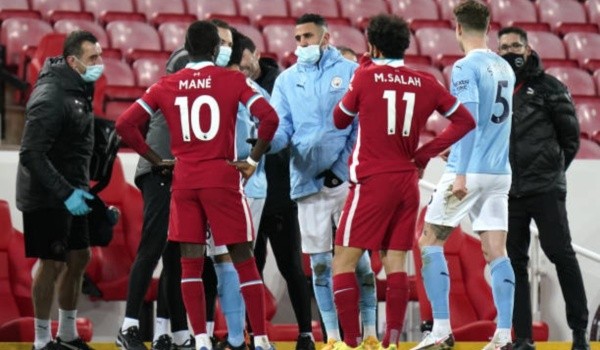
[175,95,221,142]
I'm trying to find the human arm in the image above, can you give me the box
[267,76,294,153]
[548,84,579,169]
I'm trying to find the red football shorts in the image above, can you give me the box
[335,171,419,251]
[168,187,254,245]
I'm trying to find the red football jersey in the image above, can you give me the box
[137,62,265,190]
[336,61,459,182]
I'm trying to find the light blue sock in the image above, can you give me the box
[214,262,245,347]
[355,251,377,335]
[310,252,339,338]
[490,256,515,329]
[421,246,450,319]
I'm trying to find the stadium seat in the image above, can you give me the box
[389,0,440,22]
[0,18,53,68]
[105,102,135,122]
[576,138,600,158]
[206,14,251,25]
[437,0,461,21]
[407,63,445,87]
[0,0,41,22]
[527,31,566,60]
[103,58,136,87]
[237,0,288,23]
[490,0,537,27]
[510,21,551,33]
[328,23,367,54]
[106,21,164,62]
[54,19,109,48]
[414,27,462,67]
[158,21,191,52]
[81,0,142,24]
[134,0,186,22]
[575,99,600,139]
[30,0,93,22]
[406,33,419,56]
[185,0,238,18]
[563,32,600,71]
[255,16,296,30]
[0,200,93,342]
[536,0,587,31]
[0,0,29,11]
[586,0,600,24]
[23,33,66,103]
[132,57,167,87]
[235,23,267,53]
[412,207,549,341]
[262,24,297,61]
[101,58,145,116]
[546,66,596,96]
[556,23,599,37]
[289,0,340,18]
[338,0,389,27]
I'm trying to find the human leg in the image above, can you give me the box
[213,252,246,348]
[332,246,364,347]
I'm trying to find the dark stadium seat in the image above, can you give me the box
[132,57,167,88]
[54,19,109,48]
[328,23,367,54]
[536,0,587,31]
[262,24,297,61]
[0,18,53,67]
[289,0,340,18]
[0,200,93,342]
[546,67,596,96]
[490,0,537,27]
[106,20,164,62]
[527,31,566,60]
[185,0,238,18]
[338,0,390,27]
[235,23,267,53]
[237,0,289,23]
[389,0,440,22]
[414,27,462,67]
[575,99,600,139]
[158,21,191,52]
[563,32,600,70]
[576,138,600,159]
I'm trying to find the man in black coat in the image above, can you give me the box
[498,27,589,350]
[16,31,103,350]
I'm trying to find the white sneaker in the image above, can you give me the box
[481,334,512,350]
[409,332,455,350]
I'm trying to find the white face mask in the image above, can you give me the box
[216,46,232,67]
[294,31,326,65]
[74,56,104,82]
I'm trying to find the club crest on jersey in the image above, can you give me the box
[331,76,343,89]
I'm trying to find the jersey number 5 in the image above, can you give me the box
[492,80,509,124]
[175,95,221,142]
[383,90,415,136]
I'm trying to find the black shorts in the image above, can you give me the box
[23,209,90,261]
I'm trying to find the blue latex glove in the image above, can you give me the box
[64,189,94,216]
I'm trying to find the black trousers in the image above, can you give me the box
[507,190,589,339]
[254,204,313,333]
[125,173,187,331]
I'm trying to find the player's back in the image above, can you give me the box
[447,49,515,174]
[348,61,459,181]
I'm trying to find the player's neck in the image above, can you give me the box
[462,37,488,55]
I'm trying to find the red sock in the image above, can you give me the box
[333,272,361,347]
[180,257,206,335]
[234,257,267,336]
[382,272,408,348]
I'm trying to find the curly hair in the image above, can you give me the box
[366,14,410,59]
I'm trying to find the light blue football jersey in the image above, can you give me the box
[446,48,515,175]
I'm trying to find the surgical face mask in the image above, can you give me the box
[216,45,232,67]
[501,52,526,73]
[295,44,321,65]
[74,56,104,82]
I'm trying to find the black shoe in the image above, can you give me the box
[295,335,315,350]
[33,341,62,350]
[513,338,535,350]
[117,326,148,350]
[151,334,172,350]
[572,329,590,350]
[174,335,195,350]
[216,340,249,350]
[56,337,94,350]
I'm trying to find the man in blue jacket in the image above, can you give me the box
[269,13,377,350]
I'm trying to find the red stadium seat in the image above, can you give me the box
[185,0,238,18]
[0,0,29,10]
[23,33,66,103]
[134,0,186,21]
[527,31,566,60]
[238,0,288,23]
[406,33,419,56]
[389,0,440,22]
[158,21,191,52]
[563,32,600,70]
[510,22,551,33]
[546,67,596,96]
[407,63,445,87]
[0,18,53,68]
[262,24,297,61]
[437,0,461,21]
[30,0,92,22]
[54,19,109,48]
[536,0,587,31]
[132,57,167,88]
[106,21,163,62]
[206,14,251,25]
[101,58,145,110]
[289,0,340,18]
[576,138,600,158]
[409,19,452,33]
[556,23,599,37]
[0,0,41,22]
[82,0,142,24]
[338,0,389,27]
[541,59,579,69]
[255,16,296,30]
[414,27,462,67]
[328,23,367,54]
[586,0,600,24]
[490,0,537,27]
[235,24,267,53]
[575,99,600,139]
[412,207,549,341]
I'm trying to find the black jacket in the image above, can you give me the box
[509,51,580,198]
[16,56,95,211]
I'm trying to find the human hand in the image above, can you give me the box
[64,189,94,216]
[228,158,257,185]
[451,175,467,200]
[151,159,175,176]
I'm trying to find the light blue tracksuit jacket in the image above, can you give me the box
[236,80,268,199]
[269,47,358,200]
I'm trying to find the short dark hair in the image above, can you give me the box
[63,30,98,58]
[367,14,410,59]
[237,31,256,53]
[228,27,246,66]
[210,18,230,30]
[498,26,528,45]
[296,13,328,28]
[185,20,220,59]
[454,0,490,32]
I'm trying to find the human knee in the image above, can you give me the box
[310,253,332,286]
[419,224,451,248]
[227,242,253,263]
[66,248,91,273]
